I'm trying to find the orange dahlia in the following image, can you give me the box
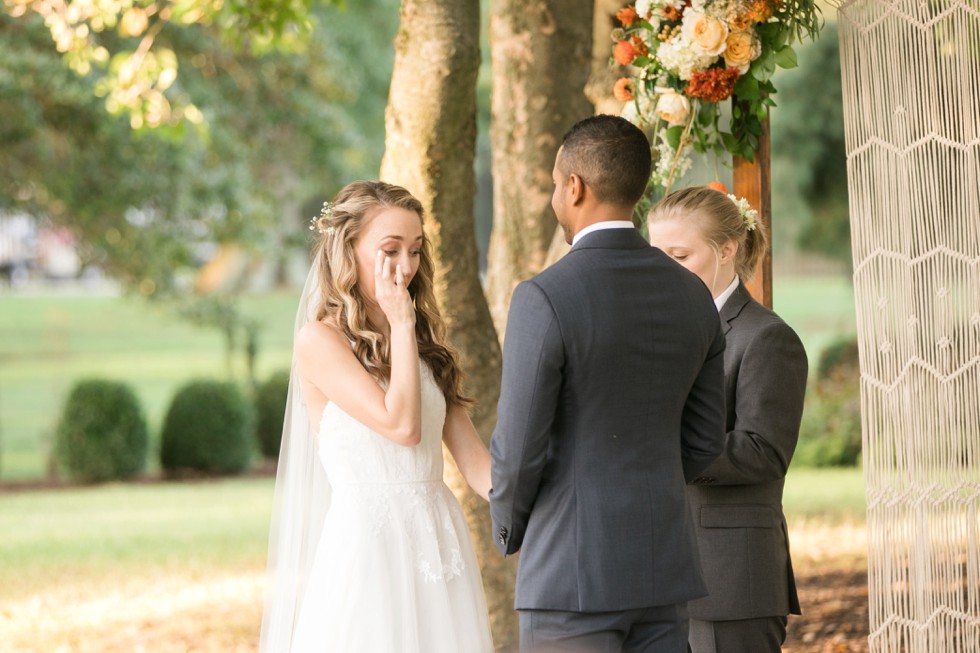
[613,77,635,102]
[617,6,638,27]
[614,40,637,65]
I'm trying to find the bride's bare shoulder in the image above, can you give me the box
[296,321,350,361]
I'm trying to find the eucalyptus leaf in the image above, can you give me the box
[775,45,799,69]
[750,49,776,82]
[666,125,685,150]
[734,73,760,100]
[698,101,716,126]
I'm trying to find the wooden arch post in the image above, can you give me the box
[732,106,773,309]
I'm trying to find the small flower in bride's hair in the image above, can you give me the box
[727,194,759,231]
[309,201,338,235]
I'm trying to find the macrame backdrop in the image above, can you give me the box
[837,0,980,649]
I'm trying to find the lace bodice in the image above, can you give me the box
[317,361,447,486]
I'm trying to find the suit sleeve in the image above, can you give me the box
[489,280,564,556]
[692,321,808,486]
[680,322,727,483]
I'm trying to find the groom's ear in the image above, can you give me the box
[568,173,586,206]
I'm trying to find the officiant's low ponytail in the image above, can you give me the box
[647,185,769,282]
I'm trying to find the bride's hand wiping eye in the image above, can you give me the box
[375,250,416,328]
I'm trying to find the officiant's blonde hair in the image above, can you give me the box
[310,180,473,408]
[646,185,769,281]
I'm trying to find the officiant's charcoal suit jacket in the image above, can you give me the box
[686,281,808,621]
[490,227,727,613]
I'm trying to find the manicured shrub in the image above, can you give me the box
[55,379,148,482]
[795,337,862,467]
[255,369,290,458]
[160,380,254,476]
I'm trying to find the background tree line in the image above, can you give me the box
[1,0,848,646]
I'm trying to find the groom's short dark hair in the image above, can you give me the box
[557,115,651,208]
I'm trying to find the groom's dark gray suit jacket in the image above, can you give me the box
[489,227,727,613]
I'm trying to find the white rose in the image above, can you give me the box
[656,91,691,126]
[635,0,652,19]
[681,10,729,58]
[723,30,761,74]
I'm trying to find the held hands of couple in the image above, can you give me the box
[375,250,415,328]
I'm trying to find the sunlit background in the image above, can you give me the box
[0,1,865,651]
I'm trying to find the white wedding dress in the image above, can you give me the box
[288,361,494,653]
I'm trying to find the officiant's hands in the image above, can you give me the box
[375,250,416,328]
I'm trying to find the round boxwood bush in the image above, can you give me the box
[160,380,254,476]
[55,379,148,483]
[255,370,290,458]
[795,336,862,467]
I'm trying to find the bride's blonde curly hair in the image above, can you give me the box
[311,180,473,408]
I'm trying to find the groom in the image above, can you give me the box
[489,115,727,652]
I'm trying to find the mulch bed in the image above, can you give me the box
[786,559,870,653]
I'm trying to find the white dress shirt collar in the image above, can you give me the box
[714,276,740,312]
[571,220,636,246]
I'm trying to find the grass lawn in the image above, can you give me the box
[0,478,275,653]
[0,468,864,653]
[0,292,298,480]
[773,274,856,365]
[784,466,865,520]
[0,275,857,482]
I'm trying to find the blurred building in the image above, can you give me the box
[0,214,87,289]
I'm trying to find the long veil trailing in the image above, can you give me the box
[258,254,331,653]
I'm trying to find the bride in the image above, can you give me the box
[259,181,495,653]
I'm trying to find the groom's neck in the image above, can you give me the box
[571,204,635,235]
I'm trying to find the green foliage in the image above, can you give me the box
[816,336,860,380]
[0,2,399,298]
[160,380,255,476]
[5,0,341,123]
[795,336,862,467]
[255,370,291,458]
[771,22,850,268]
[54,380,149,483]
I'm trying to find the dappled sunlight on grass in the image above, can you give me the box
[1,479,273,652]
[2,571,264,653]
[0,470,871,652]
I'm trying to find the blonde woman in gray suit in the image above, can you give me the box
[648,186,808,653]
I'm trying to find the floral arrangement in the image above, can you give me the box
[612,0,820,191]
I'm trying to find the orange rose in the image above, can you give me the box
[614,40,637,65]
[681,11,729,57]
[706,181,729,193]
[617,6,638,27]
[723,30,760,73]
[613,77,635,102]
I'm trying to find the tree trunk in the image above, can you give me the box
[379,1,517,648]
[587,0,627,115]
[542,0,625,269]
[484,0,594,335]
